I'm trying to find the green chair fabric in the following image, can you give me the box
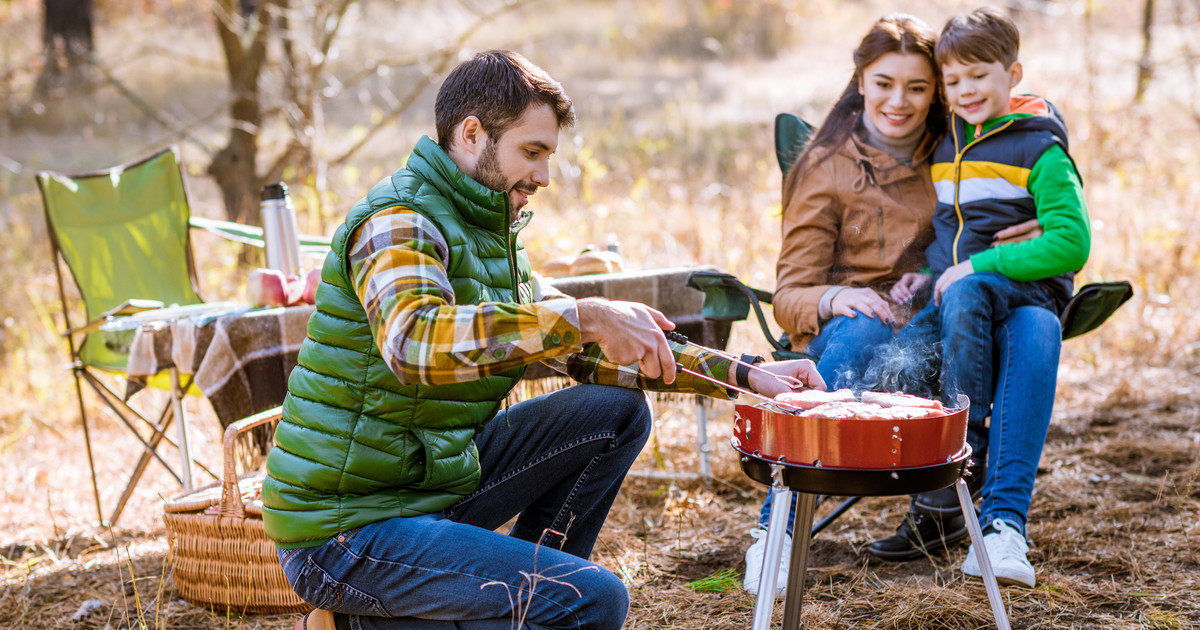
[774,112,815,178]
[39,147,204,372]
[1060,281,1134,341]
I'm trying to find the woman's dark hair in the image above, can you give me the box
[784,14,946,191]
[435,50,576,150]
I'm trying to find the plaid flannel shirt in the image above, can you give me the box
[349,206,735,398]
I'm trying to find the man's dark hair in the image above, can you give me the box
[435,50,575,150]
[935,6,1020,68]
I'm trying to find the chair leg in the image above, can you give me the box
[71,366,106,526]
[694,395,712,484]
[956,478,1011,630]
[170,367,194,491]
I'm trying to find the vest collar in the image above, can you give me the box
[408,136,511,233]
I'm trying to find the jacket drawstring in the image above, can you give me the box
[851,159,876,192]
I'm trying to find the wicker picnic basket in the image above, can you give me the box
[162,407,311,614]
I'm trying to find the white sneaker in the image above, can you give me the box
[961,519,1036,588]
[743,528,790,600]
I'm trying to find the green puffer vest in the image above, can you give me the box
[263,136,533,548]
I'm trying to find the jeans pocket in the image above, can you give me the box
[294,555,389,617]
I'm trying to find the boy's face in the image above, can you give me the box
[941,57,1023,125]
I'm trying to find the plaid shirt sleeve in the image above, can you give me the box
[349,206,735,398]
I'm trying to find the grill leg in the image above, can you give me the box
[957,478,1011,630]
[752,465,792,630]
[781,492,817,629]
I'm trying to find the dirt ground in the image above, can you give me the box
[2,359,1198,630]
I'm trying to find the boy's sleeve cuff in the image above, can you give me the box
[970,249,999,273]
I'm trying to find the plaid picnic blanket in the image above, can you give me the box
[125,305,315,429]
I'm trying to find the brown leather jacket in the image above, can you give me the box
[774,128,937,351]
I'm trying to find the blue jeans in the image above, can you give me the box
[804,311,897,389]
[759,311,895,531]
[979,305,1060,536]
[277,384,652,629]
[894,272,1058,453]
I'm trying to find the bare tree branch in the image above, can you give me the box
[82,51,216,156]
[330,0,534,167]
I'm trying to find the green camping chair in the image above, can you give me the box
[38,146,332,526]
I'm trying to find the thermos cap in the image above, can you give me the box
[261,182,289,201]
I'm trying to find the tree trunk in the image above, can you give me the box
[208,0,274,225]
[35,0,95,98]
[1135,0,1155,103]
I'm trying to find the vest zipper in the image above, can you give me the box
[508,209,533,302]
[950,118,1016,265]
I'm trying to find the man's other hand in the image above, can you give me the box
[577,297,677,383]
[747,359,826,399]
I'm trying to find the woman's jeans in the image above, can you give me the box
[277,384,652,629]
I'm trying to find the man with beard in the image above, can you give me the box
[263,50,825,630]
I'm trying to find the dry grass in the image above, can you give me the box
[3,0,1200,628]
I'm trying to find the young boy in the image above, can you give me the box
[866,6,1091,587]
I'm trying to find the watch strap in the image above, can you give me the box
[735,353,765,389]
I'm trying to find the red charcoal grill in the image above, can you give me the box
[732,394,1013,630]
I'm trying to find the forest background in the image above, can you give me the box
[2,0,1199,628]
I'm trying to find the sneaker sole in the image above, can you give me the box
[962,565,1035,588]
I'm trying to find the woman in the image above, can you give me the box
[745,13,1057,597]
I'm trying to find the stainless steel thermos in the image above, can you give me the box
[261,182,302,275]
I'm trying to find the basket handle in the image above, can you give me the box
[219,407,283,518]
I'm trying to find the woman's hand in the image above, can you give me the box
[830,287,897,326]
[992,218,1042,246]
[890,272,931,305]
[747,359,826,399]
[934,260,974,304]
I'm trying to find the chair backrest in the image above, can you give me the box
[38,146,204,371]
[774,112,816,179]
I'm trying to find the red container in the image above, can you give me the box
[732,395,968,470]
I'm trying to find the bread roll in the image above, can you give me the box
[540,255,575,278]
[569,250,624,276]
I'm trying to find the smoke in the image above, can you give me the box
[859,337,946,402]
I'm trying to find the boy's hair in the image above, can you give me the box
[435,50,575,151]
[935,6,1019,68]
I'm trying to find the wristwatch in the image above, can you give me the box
[735,353,765,389]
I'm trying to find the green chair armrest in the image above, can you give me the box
[1061,280,1134,341]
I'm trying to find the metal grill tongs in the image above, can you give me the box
[664,330,806,413]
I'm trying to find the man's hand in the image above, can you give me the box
[890,272,931,305]
[992,218,1042,246]
[746,359,826,399]
[934,260,974,304]
[576,297,677,383]
[830,287,897,326]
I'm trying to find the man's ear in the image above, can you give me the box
[448,115,489,173]
[1008,61,1023,88]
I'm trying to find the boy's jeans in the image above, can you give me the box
[277,384,652,629]
[898,272,1058,451]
